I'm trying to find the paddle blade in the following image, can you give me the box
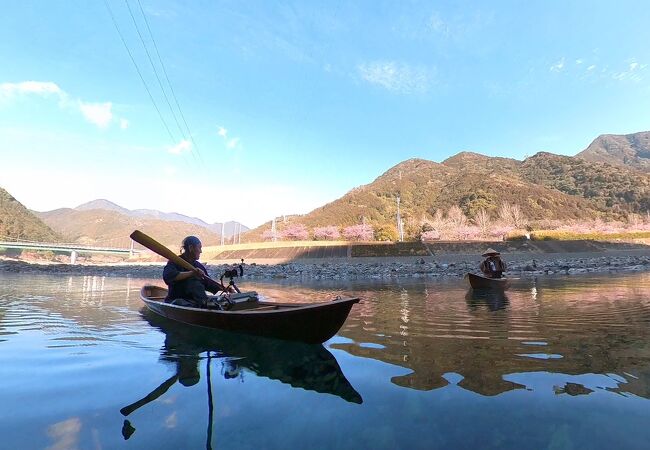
[129,230,194,271]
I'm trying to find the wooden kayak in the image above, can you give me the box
[140,285,360,344]
[466,273,511,290]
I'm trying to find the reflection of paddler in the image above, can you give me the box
[178,356,201,386]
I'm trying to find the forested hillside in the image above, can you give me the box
[577,131,650,173]
[245,150,650,241]
[0,187,61,242]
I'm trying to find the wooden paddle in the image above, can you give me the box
[129,230,223,289]
[130,230,197,271]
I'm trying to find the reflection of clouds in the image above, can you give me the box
[165,411,177,428]
[46,417,81,450]
[504,371,629,396]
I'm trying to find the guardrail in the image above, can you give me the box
[0,241,139,263]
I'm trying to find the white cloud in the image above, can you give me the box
[550,58,565,72]
[0,81,64,98]
[587,65,596,71]
[78,101,113,128]
[0,80,126,129]
[357,61,433,94]
[610,59,646,82]
[168,139,192,154]
[217,124,242,149]
[575,59,583,65]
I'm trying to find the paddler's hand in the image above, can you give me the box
[192,267,205,279]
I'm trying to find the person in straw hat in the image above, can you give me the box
[480,248,507,278]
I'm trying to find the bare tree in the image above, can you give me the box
[473,208,491,237]
[498,202,514,227]
[447,205,468,228]
[510,204,527,228]
[431,208,446,233]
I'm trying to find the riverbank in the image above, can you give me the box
[1,249,649,280]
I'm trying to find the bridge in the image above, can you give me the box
[0,240,138,264]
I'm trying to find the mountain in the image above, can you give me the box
[0,187,61,242]
[520,152,650,213]
[245,148,650,240]
[35,208,223,248]
[75,199,132,215]
[73,200,249,238]
[577,131,650,173]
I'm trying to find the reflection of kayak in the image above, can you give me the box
[466,273,511,290]
[140,285,359,344]
[142,310,363,404]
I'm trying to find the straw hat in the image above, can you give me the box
[482,248,500,257]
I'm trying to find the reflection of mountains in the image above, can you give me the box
[333,275,650,398]
[142,309,362,404]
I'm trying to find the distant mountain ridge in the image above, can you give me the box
[35,208,226,248]
[577,131,650,173]
[74,199,249,238]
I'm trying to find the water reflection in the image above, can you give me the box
[143,310,361,403]
[118,310,362,444]
[333,273,650,398]
[465,289,510,311]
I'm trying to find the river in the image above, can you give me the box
[1,272,649,449]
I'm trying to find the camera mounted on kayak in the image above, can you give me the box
[220,260,244,294]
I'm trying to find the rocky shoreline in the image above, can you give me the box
[2,250,649,281]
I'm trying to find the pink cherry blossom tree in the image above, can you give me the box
[313,225,341,240]
[342,224,374,241]
[280,223,309,241]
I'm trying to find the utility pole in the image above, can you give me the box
[271,218,277,242]
[220,223,225,246]
[396,195,404,242]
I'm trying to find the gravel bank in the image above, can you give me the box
[2,250,649,281]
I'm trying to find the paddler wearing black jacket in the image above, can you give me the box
[162,236,228,307]
[479,247,507,279]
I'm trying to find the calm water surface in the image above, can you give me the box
[1,271,650,449]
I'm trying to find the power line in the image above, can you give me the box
[103,0,178,145]
[135,0,206,167]
[124,0,189,145]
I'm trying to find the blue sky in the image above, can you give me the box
[1,1,649,228]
